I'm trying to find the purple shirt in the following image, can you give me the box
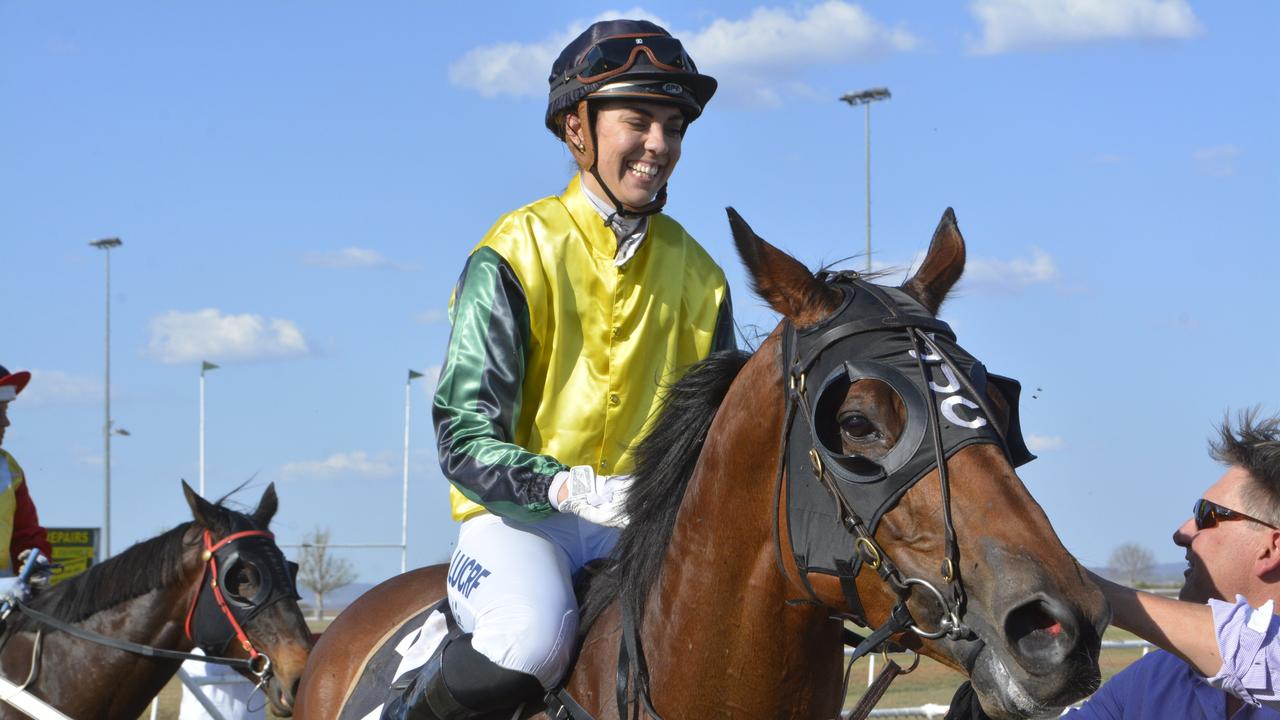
[1064,650,1280,719]
[1207,596,1280,709]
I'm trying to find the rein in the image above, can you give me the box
[13,601,268,674]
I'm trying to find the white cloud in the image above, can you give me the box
[418,365,443,398]
[448,3,916,107]
[1027,434,1066,452]
[1193,144,1240,178]
[148,309,310,365]
[13,369,100,407]
[302,247,415,270]
[278,451,397,481]
[1091,153,1129,165]
[448,8,667,99]
[961,248,1058,291]
[416,308,447,325]
[688,2,916,77]
[969,0,1202,55]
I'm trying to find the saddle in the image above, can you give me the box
[337,599,461,720]
[338,563,615,720]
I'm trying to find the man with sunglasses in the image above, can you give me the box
[948,411,1280,718]
[383,19,734,720]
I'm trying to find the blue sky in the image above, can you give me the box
[2,1,1276,584]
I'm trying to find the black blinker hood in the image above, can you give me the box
[783,278,1034,577]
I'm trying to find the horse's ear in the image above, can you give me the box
[727,207,838,325]
[253,483,279,528]
[183,480,219,529]
[902,207,966,316]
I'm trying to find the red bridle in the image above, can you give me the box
[183,528,274,668]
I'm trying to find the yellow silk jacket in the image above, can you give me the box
[432,176,735,522]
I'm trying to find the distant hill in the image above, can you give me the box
[1090,561,1186,587]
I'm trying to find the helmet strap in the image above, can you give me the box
[571,101,668,220]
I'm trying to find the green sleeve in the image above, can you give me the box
[431,247,566,522]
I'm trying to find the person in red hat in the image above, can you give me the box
[0,364,52,576]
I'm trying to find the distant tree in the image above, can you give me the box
[297,527,356,621]
[1110,542,1156,586]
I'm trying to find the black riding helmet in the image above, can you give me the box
[545,19,717,218]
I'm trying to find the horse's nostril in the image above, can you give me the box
[1004,597,1076,668]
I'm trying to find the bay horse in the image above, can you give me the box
[0,482,312,718]
[297,209,1109,719]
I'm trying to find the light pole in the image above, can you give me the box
[402,369,424,574]
[90,237,122,559]
[199,361,219,497]
[839,87,891,274]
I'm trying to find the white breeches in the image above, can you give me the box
[445,511,620,688]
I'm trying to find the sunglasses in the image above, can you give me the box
[572,34,695,84]
[1193,498,1278,530]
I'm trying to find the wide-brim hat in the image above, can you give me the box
[0,365,31,402]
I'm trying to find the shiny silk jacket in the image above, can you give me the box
[0,449,51,574]
[433,175,735,523]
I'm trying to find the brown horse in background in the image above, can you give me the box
[297,209,1108,719]
[0,483,312,718]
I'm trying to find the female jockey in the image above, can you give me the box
[384,18,735,720]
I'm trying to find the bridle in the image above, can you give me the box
[183,526,299,678]
[9,523,300,694]
[774,273,1034,662]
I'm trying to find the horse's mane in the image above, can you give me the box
[580,349,751,633]
[6,500,247,634]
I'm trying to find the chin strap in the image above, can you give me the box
[569,102,668,220]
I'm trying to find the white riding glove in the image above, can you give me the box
[549,465,631,528]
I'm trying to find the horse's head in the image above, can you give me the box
[729,208,1108,718]
[182,481,313,716]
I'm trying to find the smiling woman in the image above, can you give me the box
[364,17,737,720]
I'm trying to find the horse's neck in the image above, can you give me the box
[640,350,844,717]
[80,580,196,646]
[21,568,201,719]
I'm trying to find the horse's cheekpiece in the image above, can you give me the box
[186,519,301,672]
[782,274,1034,640]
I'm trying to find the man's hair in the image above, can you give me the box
[1211,408,1280,525]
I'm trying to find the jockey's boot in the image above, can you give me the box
[382,634,542,720]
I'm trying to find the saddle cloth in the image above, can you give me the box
[339,599,460,720]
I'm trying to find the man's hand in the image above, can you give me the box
[550,466,631,528]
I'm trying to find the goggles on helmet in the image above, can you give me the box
[570,34,697,85]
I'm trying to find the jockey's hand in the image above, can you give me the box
[16,548,52,587]
[550,466,631,528]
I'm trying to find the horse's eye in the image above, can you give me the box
[839,413,878,440]
[225,562,261,600]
